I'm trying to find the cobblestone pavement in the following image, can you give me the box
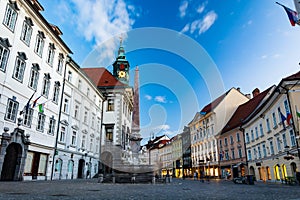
[0,178,300,200]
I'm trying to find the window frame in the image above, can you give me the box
[3,2,18,32]
[13,52,27,82]
[36,112,46,132]
[5,98,19,122]
[20,17,33,46]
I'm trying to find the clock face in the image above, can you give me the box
[118,71,126,78]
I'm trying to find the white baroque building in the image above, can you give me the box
[0,0,72,181]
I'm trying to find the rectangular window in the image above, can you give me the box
[290,130,296,147]
[230,135,234,144]
[219,140,222,147]
[74,104,79,119]
[259,124,264,137]
[46,43,55,66]
[284,100,290,115]
[34,32,44,57]
[246,133,249,143]
[270,140,274,155]
[238,148,242,158]
[225,150,229,160]
[52,82,60,104]
[37,113,46,132]
[236,133,240,142]
[20,18,33,46]
[5,98,19,122]
[224,138,228,146]
[48,117,56,135]
[28,66,39,90]
[59,126,66,142]
[276,137,281,152]
[0,44,9,71]
[67,71,72,82]
[248,149,252,160]
[23,108,33,127]
[255,127,259,139]
[107,99,114,111]
[81,135,86,149]
[41,74,51,98]
[3,3,18,31]
[251,130,254,141]
[266,118,271,132]
[231,150,235,160]
[63,98,69,113]
[272,112,277,127]
[90,139,93,152]
[71,130,77,145]
[257,146,261,158]
[78,79,82,90]
[105,125,113,141]
[262,144,267,157]
[57,54,64,74]
[13,56,26,82]
[282,133,287,148]
[84,109,88,123]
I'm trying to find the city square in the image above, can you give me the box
[0,178,300,200]
[1,0,300,199]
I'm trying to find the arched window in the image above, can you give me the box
[281,164,287,180]
[274,165,280,180]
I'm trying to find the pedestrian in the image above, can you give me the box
[194,172,197,180]
[296,172,300,185]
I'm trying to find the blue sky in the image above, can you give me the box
[39,0,300,144]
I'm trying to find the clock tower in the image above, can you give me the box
[113,40,130,85]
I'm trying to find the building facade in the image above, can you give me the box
[218,87,274,179]
[172,134,182,178]
[244,72,300,182]
[52,58,104,180]
[0,0,72,181]
[190,88,249,178]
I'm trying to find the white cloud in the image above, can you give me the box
[199,11,218,34]
[154,96,167,103]
[181,10,217,35]
[179,1,189,18]
[156,124,170,131]
[65,0,135,63]
[180,23,190,33]
[196,2,207,14]
[145,95,152,100]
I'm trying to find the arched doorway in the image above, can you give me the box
[274,164,281,180]
[291,162,297,176]
[77,159,85,179]
[281,164,287,180]
[67,160,74,179]
[55,158,63,180]
[1,143,22,181]
[101,152,113,176]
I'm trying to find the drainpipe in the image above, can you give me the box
[50,56,70,180]
[239,126,249,175]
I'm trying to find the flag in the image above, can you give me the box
[38,103,44,113]
[280,111,286,129]
[296,111,300,118]
[32,95,42,108]
[276,2,299,26]
[287,112,292,125]
[20,91,36,115]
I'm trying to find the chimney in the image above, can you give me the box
[252,88,260,98]
[245,94,251,99]
[237,87,241,92]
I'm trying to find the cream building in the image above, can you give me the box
[0,0,72,181]
[52,58,104,180]
[244,71,300,183]
[190,87,249,178]
[172,134,182,178]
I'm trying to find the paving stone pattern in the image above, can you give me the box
[0,178,299,200]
